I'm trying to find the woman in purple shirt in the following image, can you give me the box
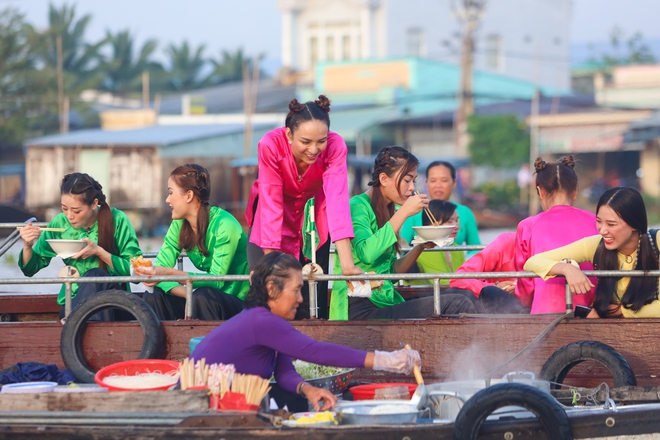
[191,252,421,410]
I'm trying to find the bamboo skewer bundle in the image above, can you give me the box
[179,358,210,390]
[208,363,235,397]
[231,372,271,406]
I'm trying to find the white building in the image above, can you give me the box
[278,0,572,89]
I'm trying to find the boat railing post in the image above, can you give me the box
[65,282,72,318]
[433,278,441,316]
[565,282,573,314]
[309,278,318,319]
[184,280,193,320]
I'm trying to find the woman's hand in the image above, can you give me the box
[496,281,516,294]
[302,384,337,411]
[556,263,594,295]
[70,238,98,259]
[372,348,421,374]
[134,265,175,287]
[19,223,41,249]
[586,308,600,319]
[399,193,429,218]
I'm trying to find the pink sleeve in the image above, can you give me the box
[450,252,490,297]
[514,220,534,307]
[321,133,354,242]
[256,133,285,250]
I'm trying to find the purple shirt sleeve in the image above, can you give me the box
[257,310,367,394]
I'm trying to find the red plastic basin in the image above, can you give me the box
[349,383,417,400]
[95,359,180,392]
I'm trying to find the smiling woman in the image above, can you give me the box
[245,95,364,319]
[524,187,660,318]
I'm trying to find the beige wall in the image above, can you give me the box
[323,60,410,94]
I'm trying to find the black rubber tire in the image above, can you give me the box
[60,290,163,383]
[453,383,573,440]
[539,340,636,389]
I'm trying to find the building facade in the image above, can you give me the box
[278,0,572,89]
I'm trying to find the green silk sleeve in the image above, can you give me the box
[155,220,184,293]
[351,198,398,265]
[107,210,142,276]
[399,212,422,245]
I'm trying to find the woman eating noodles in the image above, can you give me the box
[524,187,660,318]
[329,146,476,320]
[191,252,421,410]
[18,172,142,320]
[245,95,363,319]
[137,164,249,320]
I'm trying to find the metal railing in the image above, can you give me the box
[2,270,659,321]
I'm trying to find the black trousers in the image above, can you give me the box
[142,286,244,321]
[479,286,530,314]
[246,232,331,320]
[348,292,475,320]
[58,267,129,321]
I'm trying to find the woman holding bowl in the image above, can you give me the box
[245,95,363,319]
[18,172,142,320]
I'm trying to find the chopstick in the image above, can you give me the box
[413,191,438,225]
[16,227,67,232]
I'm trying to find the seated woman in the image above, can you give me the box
[524,187,660,318]
[515,156,598,313]
[191,252,421,410]
[137,164,248,320]
[329,146,476,320]
[18,172,141,320]
[409,199,464,285]
[449,233,529,314]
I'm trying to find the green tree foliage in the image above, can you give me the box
[467,114,530,168]
[206,48,265,85]
[0,8,55,158]
[592,26,656,67]
[100,29,163,95]
[163,41,207,91]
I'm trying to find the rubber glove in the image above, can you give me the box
[373,348,421,374]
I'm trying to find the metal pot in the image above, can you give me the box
[335,400,421,425]
[426,371,551,421]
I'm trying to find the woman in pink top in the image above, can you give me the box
[515,156,598,314]
[245,95,363,319]
[450,233,529,314]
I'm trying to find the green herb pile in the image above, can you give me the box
[292,360,351,380]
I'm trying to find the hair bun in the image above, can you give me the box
[314,95,331,113]
[534,157,547,172]
[288,98,306,113]
[560,155,576,169]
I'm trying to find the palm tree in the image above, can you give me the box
[100,29,163,96]
[163,41,207,91]
[206,48,266,85]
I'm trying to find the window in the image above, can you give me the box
[342,35,351,60]
[486,34,502,71]
[406,28,425,58]
[327,36,335,61]
[310,37,318,66]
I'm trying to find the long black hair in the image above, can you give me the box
[169,164,211,256]
[245,252,302,310]
[592,187,658,317]
[61,173,115,270]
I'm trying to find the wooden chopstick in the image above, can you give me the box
[16,227,67,232]
[413,191,439,225]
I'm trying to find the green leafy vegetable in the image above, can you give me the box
[293,360,351,380]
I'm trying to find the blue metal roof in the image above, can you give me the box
[25,124,269,147]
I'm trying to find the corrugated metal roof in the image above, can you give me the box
[25,124,272,147]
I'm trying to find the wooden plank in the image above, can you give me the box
[0,390,208,413]
[3,317,660,388]
[0,294,60,314]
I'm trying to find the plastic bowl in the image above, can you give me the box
[412,225,455,242]
[94,359,180,392]
[349,383,418,401]
[1,381,58,394]
[46,239,86,258]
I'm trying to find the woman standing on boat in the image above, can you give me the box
[515,156,598,314]
[136,164,249,320]
[525,187,660,318]
[18,172,142,320]
[329,146,476,320]
[245,95,363,319]
[191,252,421,410]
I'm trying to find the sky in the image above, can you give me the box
[4,0,660,72]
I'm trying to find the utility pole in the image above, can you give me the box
[242,57,260,159]
[142,71,150,109]
[56,36,66,134]
[452,0,485,158]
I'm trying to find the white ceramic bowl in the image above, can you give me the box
[412,225,455,242]
[46,239,86,258]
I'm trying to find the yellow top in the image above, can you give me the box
[524,233,660,318]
